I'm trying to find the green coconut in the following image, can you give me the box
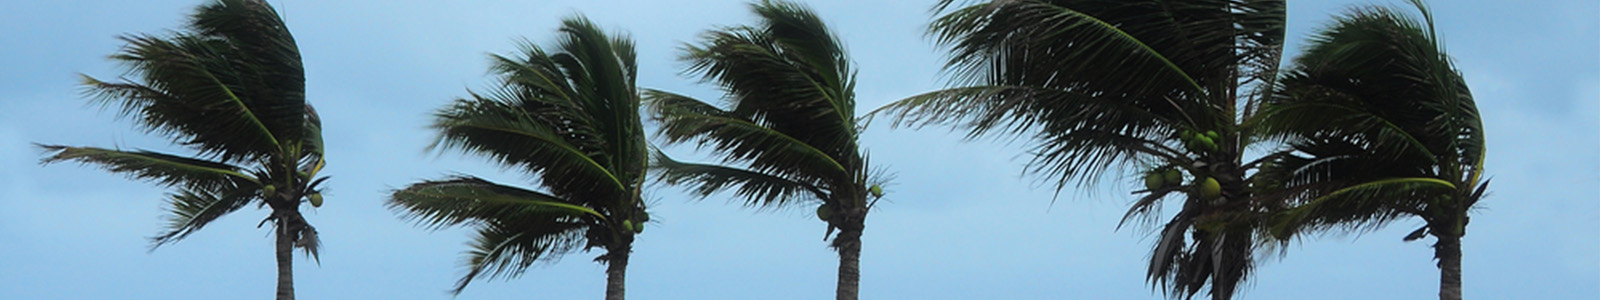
[868,185,884,198]
[1144,172,1164,190]
[1204,130,1220,140]
[1195,135,1216,152]
[632,222,644,234]
[308,193,323,207]
[1163,169,1182,186]
[622,220,635,232]
[816,204,832,221]
[1199,177,1222,198]
[262,184,277,196]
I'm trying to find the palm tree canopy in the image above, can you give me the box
[648,0,870,209]
[40,0,324,254]
[1256,0,1485,239]
[871,1,1287,299]
[387,16,649,294]
[877,0,1285,185]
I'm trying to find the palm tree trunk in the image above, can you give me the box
[275,218,295,300]
[834,226,863,300]
[605,246,630,300]
[1435,233,1463,300]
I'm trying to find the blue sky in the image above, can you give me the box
[1,0,1595,299]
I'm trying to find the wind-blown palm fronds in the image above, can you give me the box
[1256,2,1485,299]
[39,1,325,299]
[387,16,649,300]
[874,1,1286,299]
[645,2,884,299]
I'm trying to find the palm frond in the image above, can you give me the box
[388,176,602,230]
[1269,3,1480,176]
[430,95,628,197]
[451,219,589,294]
[1269,177,1453,239]
[676,1,860,163]
[38,145,257,190]
[79,0,310,163]
[645,90,847,184]
[85,36,282,162]
[929,0,1262,112]
[651,150,827,208]
[152,183,260,247]
[188,0,308,147]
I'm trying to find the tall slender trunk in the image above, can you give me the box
[1435,233,1463,300]
[834,226,862,300]
[275,217,295,300]
[605,245,630,300]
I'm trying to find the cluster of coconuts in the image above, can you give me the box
[1144,167,1221,199]
[261,183,325,207]
[1143,168,1184,191]
[622,212,648,234]
[1181,129,1223,154]
[1145,169,1216,199]
[815,185,884,222]
[262,159,328,208]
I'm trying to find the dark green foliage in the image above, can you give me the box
[1256,2,1485,298]
[645,2,882,299]
[39,1,324,299]
[387,16,650,296]
[876,1,1287,299]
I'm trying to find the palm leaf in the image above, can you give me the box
[85,36,283,162]
[675,1,860,166]
[651,150,827,208]
[1269,177,1454,238]
[189,0,308,148]
[645,90,846,183]
[38,145,256,190]
[388,176,603,230]
[152,182,260,247]
[430,95,628,197]
[451,219,588,294]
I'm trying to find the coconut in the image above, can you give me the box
[1164,169,1182,186]
[262,184,276,196]
[1144,172,1164,190]
[622,220,634,233]
[633,222,644,234]
[816,204,832,221]
[309,193,323,207]
[1195,135,1216,152]
[1199,177,1222,198]
[868,185,884,198]
[1204,130,1220,140]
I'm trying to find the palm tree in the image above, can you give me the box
[38,1,324,299]
[874,0,1287,299]
[643,1,884,299]
[386,16,649,300]
[1254,2,1485,300]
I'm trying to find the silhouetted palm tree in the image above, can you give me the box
[1255,2,1486,300]
[39,1,324,299]
[645,1,885,299]
[875,0,1286,299]
[386,16,649,300]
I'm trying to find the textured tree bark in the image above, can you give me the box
[605,246,630,300]
[834,227,862,300]
[1436,233,1463,300]
[275,217,295,300]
